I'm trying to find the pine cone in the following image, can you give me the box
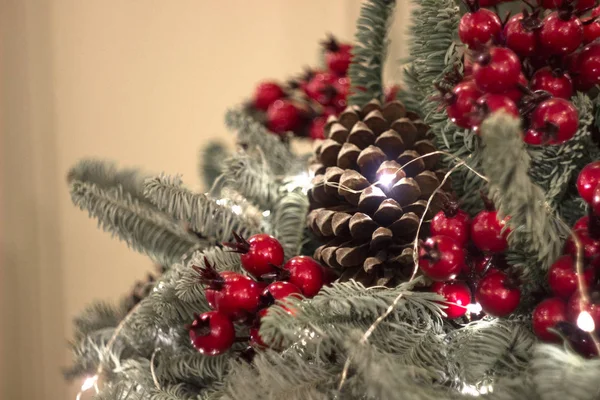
[306,99,447,287]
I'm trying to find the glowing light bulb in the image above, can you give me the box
[466,303,483,314]
[231,205,242,215]
[262,210,271,217]
[378,173,395,187]
[77,375,99,399]
[577,311,596,332]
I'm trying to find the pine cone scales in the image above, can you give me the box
[307,99,445,286]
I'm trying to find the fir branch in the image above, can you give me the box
[224,108,295,171]
[72,301,126,340]
[154,350,231,387]
[70,181,201,267]
[200,142,228,191]
[271,190,310,259]
[68,159,153,206]
[220,151,280,211]
[348,0,396,106]
[144,174,261,243]
[480,113,565,271]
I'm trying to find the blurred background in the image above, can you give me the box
[0,1,411,398]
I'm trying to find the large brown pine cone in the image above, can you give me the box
[306,99,447,286]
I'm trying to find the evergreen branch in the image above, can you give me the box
[144,174,261,243]
[68,159,154,206]
[224,108,295,171]
[220,152,280,210]
[480,113,565,271]
[70,181,201,267]
[200,142,228,191]
[154,350,231,387]
[348,0,396,106]
[72,301,127,340]
[271,190,310,259]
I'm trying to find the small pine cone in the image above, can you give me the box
[307,99,447,287]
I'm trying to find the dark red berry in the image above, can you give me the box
[549,255,595,299]
[578,162,600,203]
[309,116,327,140]
[445,80,481,129]
[583,17,600,44]
[474,94,519,129]
[592,185,600,216]
[564,227,600,259]
[475,270,521,316]
[253,81,285,111]
[567,289,600,329]
[523,128,544,145]
[323,39,352,76]
[226,233,285,278]
[533,297,568,341]
[430,205,471,247]
[458,7,502,49]
[578,42,600,93]
[530,67,573,99]
[479,0,501,6]
[538,0,596,10]
[431,281,472,319]
[575,215,590,231]
[189,311,235,355]
[260,281,302,314]
[282,256,325,298]
[419,235,466,281]
[204,271,245,309]
[473,47,522,93]
[471,210,511,253]
[249,308,269,349]
[502,73,528,103]
[504,13,540,57]
[266,100,302,134]
[539,12,583,55]
[530,98,578,145]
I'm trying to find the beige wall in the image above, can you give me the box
[0,1,410,399]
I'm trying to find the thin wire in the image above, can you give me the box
[337,162,463,391]
[150,348,162,390]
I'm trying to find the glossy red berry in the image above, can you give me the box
[592,185,600,216]
[249,308,269,349]
[539,12,583,55]
[323,39,352,76]
[475,270,521,316]
[253,81,285,111]
[579,42,600,89]
[260,281,302,314]
[431,281,471,319]
[530,98,579,145]
[266,100,302,134]
[283,256,325,298]
[216,277,262,318]
[523,128,545,145]
[474,94,519,128]
[430,205,471,247]
[567,289,600,328]
[226,232,285,278]
[504,13,540,57]
[574,215,590,231]
[304,72,336,106]
[577,161,600,203]
[473,47,522,93]
[458,7,502,49]
[419,235,466,281]
[549,255,595,299]
[471,210,511,253]
[204,271,245,309]
[564,227,600,259]
[189,311,235,355]
[445,80,481,129]
[583,17,600,44]
[533,297,568,341]
[502,73,528,103]
[530,67,573,99]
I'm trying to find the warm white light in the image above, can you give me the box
[577,311,596,332]
[231,205,242,215]
[77,375,99,399]
[460,382,493,396]
[378,173,396,187]
[466,303,483,314]
[262,210,271,217]
[284,172,313,194]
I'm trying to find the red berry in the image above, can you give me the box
[567,289,600,328]
[419,235,466,281]
[580,41,600,89]
[189,311,235,355]
[266,100,302,134]
[283,256,325,298]
[575,215,590,231]
[205,271,245,309]
[471,210,511,253]
[309,116,327,140]
[249,308,269,349]
[385,84,401,103]
[474,94,519,128]
[538,0,596,10]
[475,270,521,316]
[445,80,481,129]
[578,162,600,203]
[479,0,501,6]
[430,206,471,247]
[523,128,545,145]
[592,185,600,216]
[215,277,263,318]
[473,47,522,93]
[324,41,352,76]
[304,72,336,106]
[431,281,472,319]
[539,12,583,55]
[458,8,502,49]
[253,81,285,111]
[227,233,285,278]
[504,13,539,57]
[530,98,579,145]
[333,76,350,111]
[502,73,528,103]
[530,67,573,99]
[564,227,600,259]
[260,281,302,314]
[532,297,568,341]
[583,17,600,44]
[549,255,595,299]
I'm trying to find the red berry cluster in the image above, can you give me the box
[188,233,331,355]
[443,0,600,145]
[531,161,600,356]
[419,197,520,319]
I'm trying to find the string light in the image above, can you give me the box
[577,311,596,332]
[466,302,483,315]
[76,375,99,400]
[262,210,271,217]
[459,382,493,396]
[377,173,396,188]
[231,205,242,215]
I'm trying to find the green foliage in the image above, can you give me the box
[348,0,396,107]
[200,142,228,190]
[271,190,309,259]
